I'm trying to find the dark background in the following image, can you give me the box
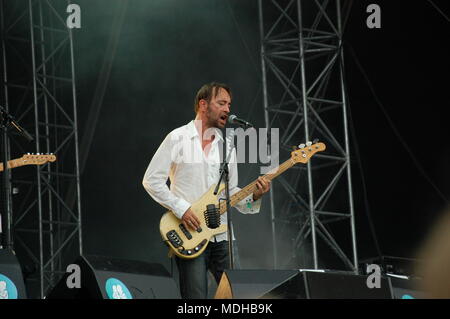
[3,0,448,281]
[73,0,449,273]
[344,0,450,260]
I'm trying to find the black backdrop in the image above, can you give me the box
[67,0,450,275]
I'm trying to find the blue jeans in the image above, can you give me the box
[175,240,239,299]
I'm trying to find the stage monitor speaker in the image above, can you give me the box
[389,276,426,299]
[295,271,393,299]
[215,269,300,299]
[46,255,180,299]
[215,270,393,299]
[0,249,27,299]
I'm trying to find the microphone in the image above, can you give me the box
[0,105,34,142]
[227,114,253,128]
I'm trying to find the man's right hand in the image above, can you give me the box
[182,208,201,231]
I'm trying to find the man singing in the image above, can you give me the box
[142,82,270,299]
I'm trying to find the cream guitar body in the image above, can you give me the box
[159,141,326,259]
[160,183,228,259]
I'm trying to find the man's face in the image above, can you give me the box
[204,88,231,129]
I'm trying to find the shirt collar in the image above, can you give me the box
[187,120,224,142]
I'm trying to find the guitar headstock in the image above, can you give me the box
[291,141,326,164]
[20,153,57,166]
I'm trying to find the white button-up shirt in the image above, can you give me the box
[142,120,261,242]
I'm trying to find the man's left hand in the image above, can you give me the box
[253,176,271,201]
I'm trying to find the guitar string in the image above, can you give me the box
[219,158,295,213]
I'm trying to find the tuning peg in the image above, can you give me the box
[306,141,312,147]
[313,138,319,144]
[298,143,306,149]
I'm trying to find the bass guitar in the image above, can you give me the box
[159,142,325,259]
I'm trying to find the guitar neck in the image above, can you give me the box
[0,159,23,172]
[218,158,295,214]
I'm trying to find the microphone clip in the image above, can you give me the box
[227,114,254,128]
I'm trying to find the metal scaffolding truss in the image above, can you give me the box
[258,0,357,272]
[0,0,81,298]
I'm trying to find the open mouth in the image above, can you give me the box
[220,115,228,122]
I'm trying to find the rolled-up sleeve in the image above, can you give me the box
[142,133,190,219]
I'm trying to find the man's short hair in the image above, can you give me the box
[194,82,232,113]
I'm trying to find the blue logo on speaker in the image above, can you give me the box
[402,294,415,299]
[0,274,18,299]
[105,278,132,299]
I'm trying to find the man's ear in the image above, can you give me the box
[199,99,207,112]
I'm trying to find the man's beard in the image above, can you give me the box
[206,105,221,128]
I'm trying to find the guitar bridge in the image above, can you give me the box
[166,230,183,248]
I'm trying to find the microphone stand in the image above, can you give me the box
[213,123,251,269]
[0,105,33,250]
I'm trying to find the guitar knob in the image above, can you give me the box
[306,141,312,147]
[298,143,305,149]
